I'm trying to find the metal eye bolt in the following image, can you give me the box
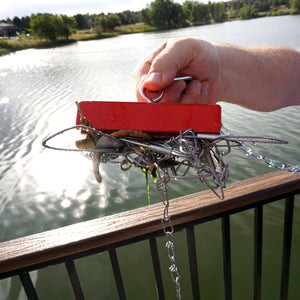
[139,76,193,103]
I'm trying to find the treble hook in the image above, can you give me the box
[139,76,193,103]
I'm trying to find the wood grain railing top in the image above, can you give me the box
[1,170,300,275]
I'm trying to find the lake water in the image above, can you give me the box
[0,15,300,299]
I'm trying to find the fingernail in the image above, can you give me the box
[146,71,162,83]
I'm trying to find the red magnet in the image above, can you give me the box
[76,101,221,136]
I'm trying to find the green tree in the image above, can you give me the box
[94,15,105,30]
[239,4,257,19]
[209,2,227,23]
[291,0,300,13]
[140,0,185,27]
[30,14,61,41]
[228,7,238,19]
[13,17,23,30]
[253,0,270,12]
[74,14,86,29]
[60,15,77,39]
[30,14,77,41]
[140,7,151,25]
[231,0,242,10]
[182,0,194,22]
[182,1,210,25]
[118,10,139,25]
[94,14,121,31]
[169,3,186,26]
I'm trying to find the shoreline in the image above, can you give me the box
[0,13,298,57]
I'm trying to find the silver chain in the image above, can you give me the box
[221,126,300,173]
[155,165,182,300]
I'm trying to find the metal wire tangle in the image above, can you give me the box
[112,127,231,200]
[42,125,297,200]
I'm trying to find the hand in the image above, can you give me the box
[134,38,223,104]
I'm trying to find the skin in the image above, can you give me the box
[135,38,300,112]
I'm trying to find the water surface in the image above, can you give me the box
[0,15,300,299]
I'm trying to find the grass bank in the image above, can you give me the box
[0,37,77,56]
[71,23,159,41]
[0,23,162,56]
[71,31,117,41]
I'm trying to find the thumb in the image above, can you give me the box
[144,70,176,92]
[143,38,197,91]
[143,42,181,91]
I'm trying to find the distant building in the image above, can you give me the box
[0,22,16,37]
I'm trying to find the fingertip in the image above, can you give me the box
[144,70,176,92]
[144,71,163,91]
[146,71,162,83]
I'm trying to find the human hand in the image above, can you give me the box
[135,38,223,104]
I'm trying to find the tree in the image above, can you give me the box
[169,3,186,26]
[140,0,185,27]
[106,14,121,30]
[74,14,86,29]
[118,10,139,25]
[30,14,77,41]
[209,2,227,23]
[60,15,77,39]
[291,0,300,13]
[21,16,30,31]
[182,1,211,25]
[231,0,242,10]
[194,2,211,24]
[228,7,239,19]
[140,7,152,25]
[239,4,257,19]
[30,14,60,41]
[253,0,270,12]
[13,17,23,29]
[182,0,194,22]
[148,0,173,27]
[94,14,121,31]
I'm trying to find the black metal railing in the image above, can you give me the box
[0,170,299,300]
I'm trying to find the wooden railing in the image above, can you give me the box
[0,170,300,299]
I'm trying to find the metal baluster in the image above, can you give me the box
[222,216,232,300]
[65,259,85,300]
[280,194,295,300]
[254,206,263,300]
[19,272,38,300]
[149,237,165,300]
[109,248,126,300]
[186,225,200,300]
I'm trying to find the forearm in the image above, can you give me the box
[216,44,300,111]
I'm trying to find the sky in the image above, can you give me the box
[1,0,187,20]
